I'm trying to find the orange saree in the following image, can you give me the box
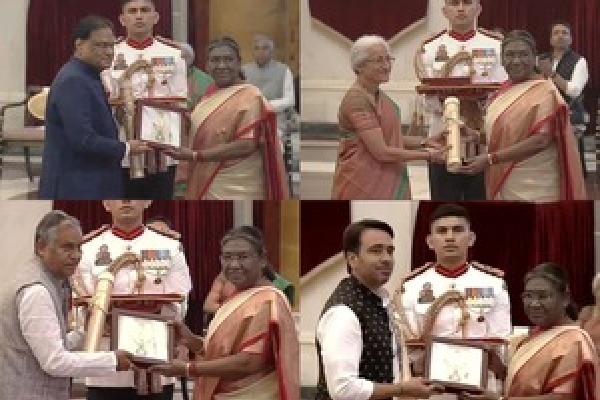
[183,84,289,200]
[194,286,299,400]
[485,79,586,200]
[332,84,410,199]
[506,325,599,399]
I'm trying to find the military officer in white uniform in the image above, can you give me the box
[415,0,507,201]
[73,200,192,400]
[102,0,188,200]
[393,204,511,399]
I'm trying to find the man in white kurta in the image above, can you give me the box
[73,200,191,400]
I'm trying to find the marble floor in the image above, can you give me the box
[300,136,600,200]
[0,128,300,199]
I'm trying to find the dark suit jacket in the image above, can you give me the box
[39,57,126,199]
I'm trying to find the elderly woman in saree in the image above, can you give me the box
[457,30,586,201]
[151,37,289,200]
[150,226,298,400]
[332,34,448,200]
[460,262,599,400]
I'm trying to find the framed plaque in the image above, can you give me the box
[134,99,187,147]
[111,308,174,365]
[425,337,488,392]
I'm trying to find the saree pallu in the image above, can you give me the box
[485,79,586,200]
[506,325,599,398]
[194,286,299,400]
[332,84,410,199]
[184,84,289,200]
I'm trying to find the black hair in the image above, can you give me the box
[72,15,114,48]
[550,20,572,35]
[121,0,156,10]
[524,262,578,319]
[342,219,394,273]
[429,203,471,227]
[502,29,537,54]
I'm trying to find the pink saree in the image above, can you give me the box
[182,84,289,200]
[332,84,410,199]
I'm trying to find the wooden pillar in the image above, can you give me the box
[280,200,300,310]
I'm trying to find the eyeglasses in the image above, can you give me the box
[208,55,237,66]
[521,291,556,303]
[220,252,257,265]
[446,0,476,5]
[364,56,395,65]
[90,41,116,51]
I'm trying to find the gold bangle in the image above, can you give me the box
[487,153,493,165]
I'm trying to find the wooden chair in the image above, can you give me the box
[0,86,46,181]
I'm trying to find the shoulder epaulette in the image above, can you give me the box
[478,28,503,41]
[403,262,434,283]
[146,225,181,240]
[471,261,504,278]
[420,30,447,48]
[155,35,181,50]
[82,225,109,243]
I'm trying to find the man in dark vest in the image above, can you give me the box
[315,219,442,400]
[538,21,589,173]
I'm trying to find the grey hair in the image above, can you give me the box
[350,35,390,73]
[221,225,265,255]
[179,43,195,66]
[502,29,537,54]
[35,211,81,249]
[252,34,274,51]
[593,273,600,293]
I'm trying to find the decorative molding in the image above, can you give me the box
[301,251,344,284]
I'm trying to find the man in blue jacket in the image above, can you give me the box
[39,15,148,199]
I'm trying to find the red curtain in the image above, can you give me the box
[300,200,351,275]
[26,0,172,86]
[308,0,428,41]
[479,0,600,135]
[53,200,233,333]
[411,201,595,326]
[188,0,210,70]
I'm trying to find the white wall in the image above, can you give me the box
[300,200,420,386]
[0,0,29,128]
[300,0,449,124]
[0,201,52,275]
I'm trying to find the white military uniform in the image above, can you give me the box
[102,37,188,167]
[74,224,192,388]
[416,28,508,136]
[395,262,511,399]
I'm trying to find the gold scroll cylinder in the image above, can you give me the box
[84,272,115,351]
[444,96,461,172]
[122,97,146,179]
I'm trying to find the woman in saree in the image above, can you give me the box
[150,226,299,400]
[457,30,586,200]
[332,34,448,200]
[460,262,599,400]
[152,37,289,200]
